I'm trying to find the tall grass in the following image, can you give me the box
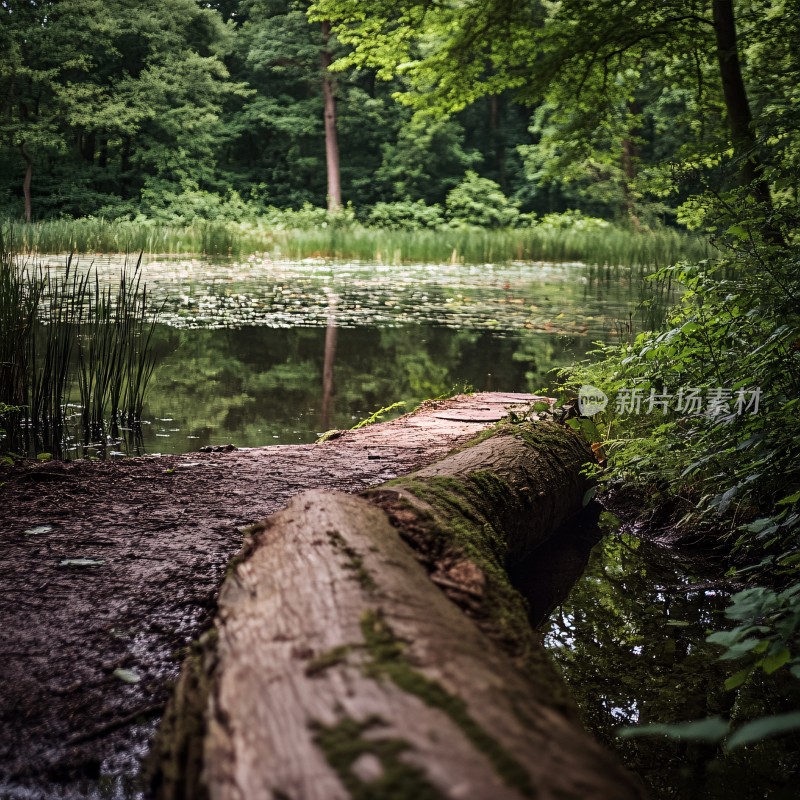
[0,234,158,458]
[6,217,714,267]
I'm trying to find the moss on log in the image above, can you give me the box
[364,420,592,684]
[150,421,644,800]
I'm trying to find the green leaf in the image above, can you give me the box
[760,647,791,674]
[37,452,53,461]
[577,418,601,441]
[618,717,729,742]
[723,667,752,690]
[777,491,800,506]
[726,712,800,751]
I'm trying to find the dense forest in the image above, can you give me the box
[4,0,789,229]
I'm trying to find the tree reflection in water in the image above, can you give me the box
[536,530,800,799]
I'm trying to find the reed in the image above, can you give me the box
[0,235,159,458]
[6,217,713,267]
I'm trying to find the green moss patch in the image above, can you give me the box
[360,609,535,798]
[327,528,377,591]
[305,645,352,677]
[312,716,444,800]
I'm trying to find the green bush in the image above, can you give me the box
[563,190,800,740]
[261,202,357,231]
[137,179,265,223]
[536,209,611,231]
[363,200,445,230]
[445,171,520,228]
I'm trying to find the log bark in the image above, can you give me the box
[150,422,644,800]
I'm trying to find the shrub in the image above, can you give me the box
[445,171,519,228]
[261,202,356,230]
[536,209,611,231]
[363,200,445,230]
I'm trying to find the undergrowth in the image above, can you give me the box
[560,189,800,748]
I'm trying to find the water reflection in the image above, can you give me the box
[34,255,678,456]
[128,324,590,453]
[40,255,676,338]
[542,534,800,799]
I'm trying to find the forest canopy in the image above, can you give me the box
[3,0,796,231]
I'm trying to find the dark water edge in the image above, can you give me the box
[536,523,800,800]
[36,322,597,459]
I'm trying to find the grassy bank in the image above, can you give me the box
[5,217,714,267]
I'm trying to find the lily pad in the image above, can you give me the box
[112,668,141,685]
[60,558,106,567]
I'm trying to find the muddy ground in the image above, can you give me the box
[0,393,537,799]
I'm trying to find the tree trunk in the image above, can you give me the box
[150,422,645,800]
[711,0,773,209]
[20,143,32,223]
[321,21,342,213]
[320,294,338,430]
[620,101,641,229]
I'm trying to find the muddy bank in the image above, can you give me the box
[0,393,537,799]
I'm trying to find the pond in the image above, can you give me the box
[537,526,800,800]
[41,254,674,457]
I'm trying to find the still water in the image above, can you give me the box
[49,254,672,455]
[540,531,800,799]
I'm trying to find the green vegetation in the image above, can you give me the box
[351,401,406,430]
[5,215,709,267]
[563,205,800,746]
[312,715,444,800]
[0,236,158,457]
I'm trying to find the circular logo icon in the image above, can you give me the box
[578,385,609,416]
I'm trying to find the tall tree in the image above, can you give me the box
[710,0,772,206]
[320,20,342,210]
[0,0,238,220]
[309,0,783,216]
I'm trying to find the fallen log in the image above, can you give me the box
[151,421,644,800]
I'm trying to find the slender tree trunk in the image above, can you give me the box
[20,143,32,223]
[321,21,342,212]
[620,100,641,228]
[711,0,773,209]
[320,294,337,430]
